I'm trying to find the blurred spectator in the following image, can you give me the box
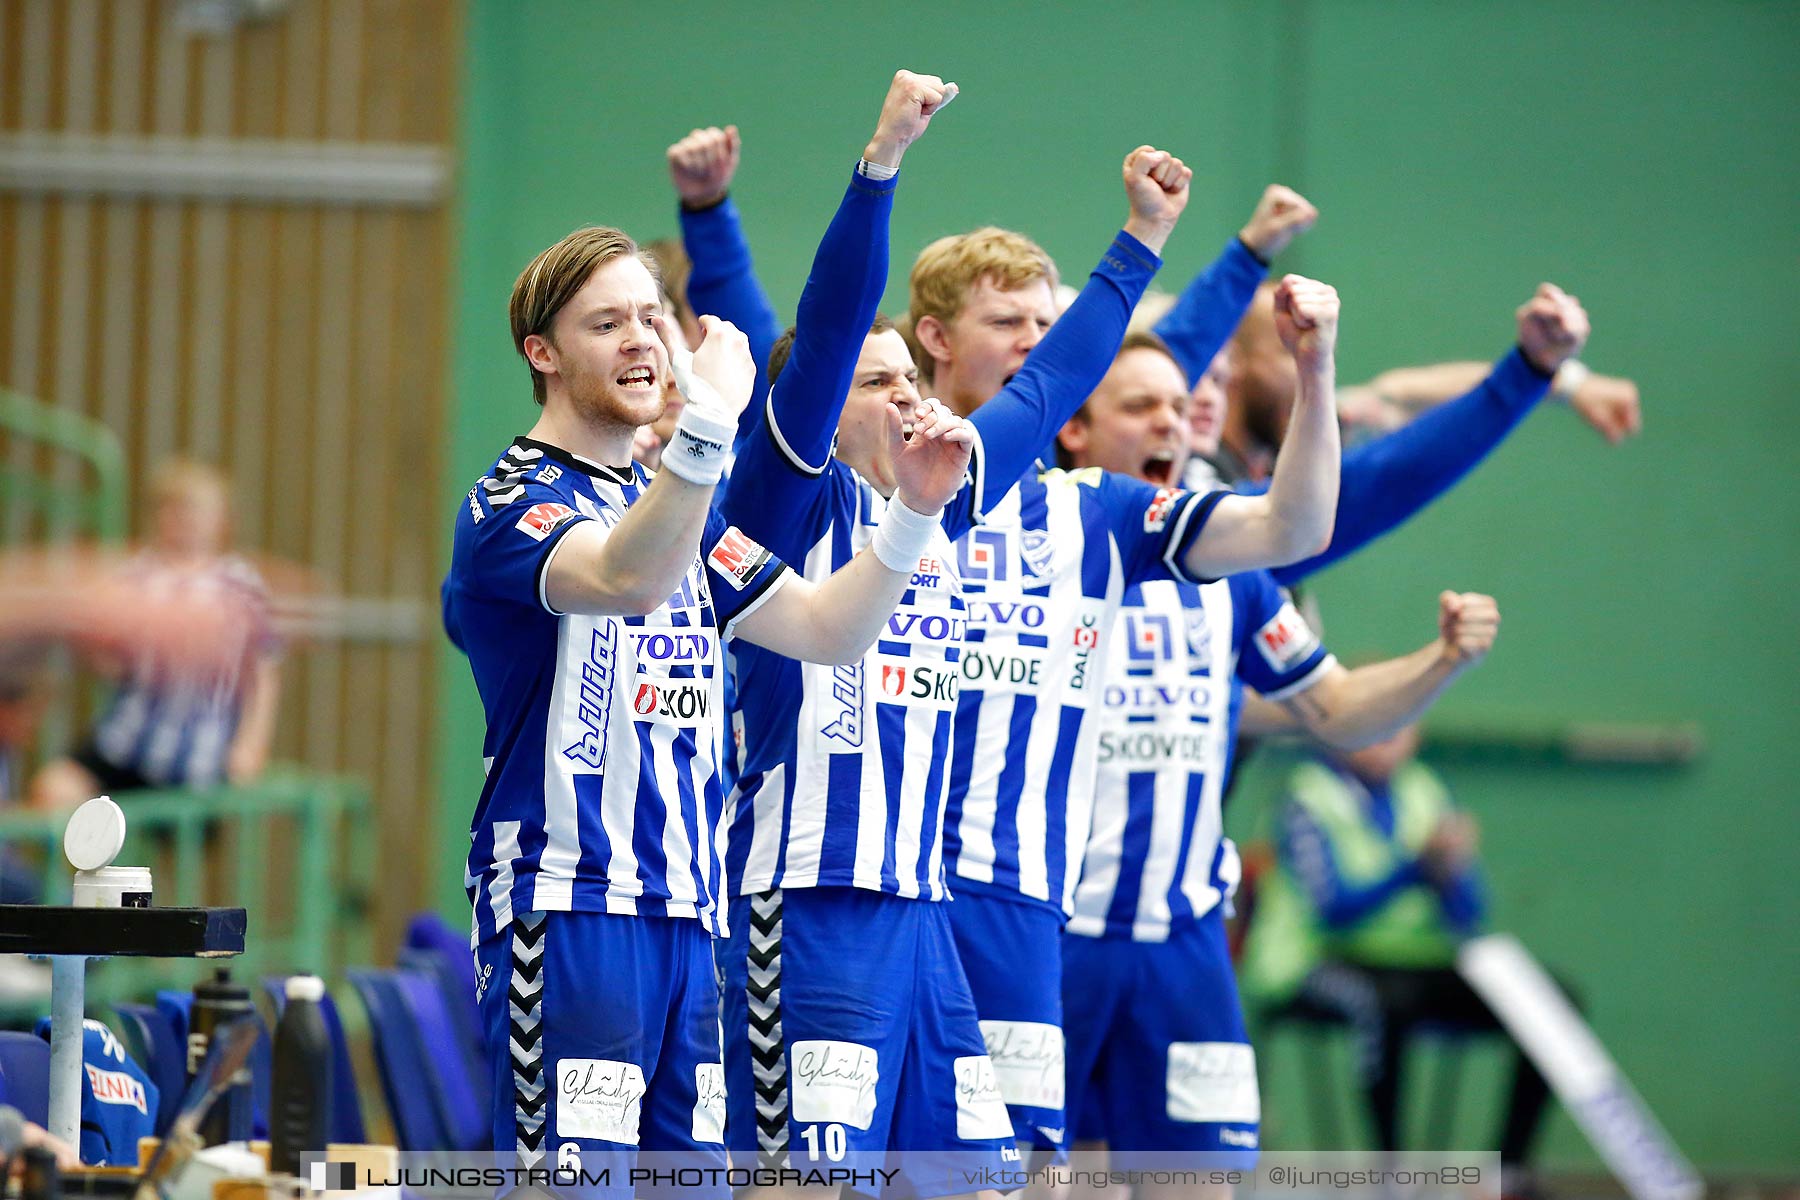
[24,460,282,811]
[1242,725,1575,1177]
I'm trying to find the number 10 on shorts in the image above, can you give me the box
[799,1123,849,1161]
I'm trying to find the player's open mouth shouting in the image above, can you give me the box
[617,363,658,391]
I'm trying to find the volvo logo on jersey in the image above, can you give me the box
[884,611,965,642]
[631,631,715,662]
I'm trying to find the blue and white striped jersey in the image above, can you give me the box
[943,467,1225,915]
[721,459,979,901]
[1068,570,1333,941]
[444,438,789,943]
[89,552,277,788]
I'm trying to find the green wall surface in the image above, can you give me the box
[446,0,1799,1170]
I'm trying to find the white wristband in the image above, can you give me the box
[1551,358,1590,402]
[660,405,736,485]
[870,496,940,574]
[857,158,899,181]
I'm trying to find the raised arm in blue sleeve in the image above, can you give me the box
[1265,347,1555,585]
[966,231,1161,517]
[737,167,895,473]
[679,194,784,431]
[1279,801,1427,932]
[716,167,896,559]
[1153,237,1269,385]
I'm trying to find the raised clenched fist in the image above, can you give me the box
[1567,370,1642,445]
[1516,283,1590,375]
[667,125,741,209]
[1436,590,1500,669]
[1238,184,1319,261]
[1271,274,1340,372]
[865,70,958,168]
[1120,145,1192,255]
[891,396,976,516]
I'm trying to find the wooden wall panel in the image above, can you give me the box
[0,0,460,958]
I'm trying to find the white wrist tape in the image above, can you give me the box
[664,337,726,417]
[870,496,940,574]
[660,405,736,485]
[1551,358,1590,402]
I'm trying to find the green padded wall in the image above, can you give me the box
[445,1,1799,1169]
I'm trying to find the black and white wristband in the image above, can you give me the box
[660,338,736,485]
[661,406,736,486]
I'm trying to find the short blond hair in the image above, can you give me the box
[905,227,1059,374]
[510,226,659,403]
[149,457,229,506]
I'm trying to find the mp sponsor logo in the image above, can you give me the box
[1254,602,1320,673]
[876,659,959,710]
[820,661,865,747]
[630,678,710,726]
[1143,487,1182,533]
[562,625,619,769]
[708,526,775,592]
[515,502,579,542]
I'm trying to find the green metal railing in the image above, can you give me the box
[1,387,131,756]
[0,387,127,543]
[0,771,375,1000]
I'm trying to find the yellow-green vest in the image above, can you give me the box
[1241,760,1463,1003]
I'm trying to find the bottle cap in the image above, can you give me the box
[284,975,325,1002]
[64,796,127,872]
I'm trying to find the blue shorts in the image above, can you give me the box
[474,910,727,1199]
[946,889,1069,1157]
[716,886,1018,1197]
[1062,906,1260,1167]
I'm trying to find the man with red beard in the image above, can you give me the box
[443,214,979,1195]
